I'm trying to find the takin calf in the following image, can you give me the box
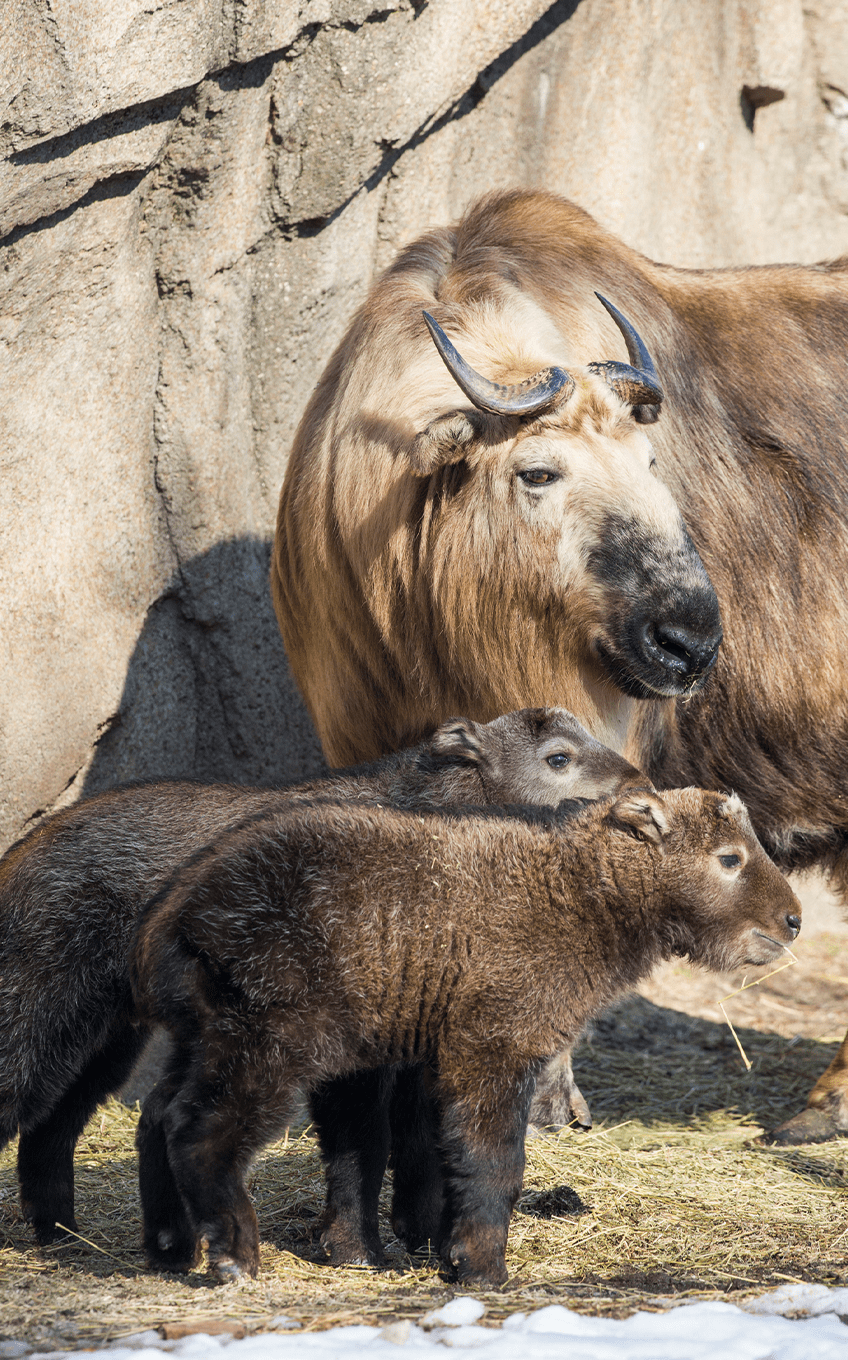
[132,787,802,1288]
[0,706,641,1249]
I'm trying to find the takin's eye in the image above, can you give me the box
[517,469,560,487]
[546,753,572,769]
[718,853,742,870]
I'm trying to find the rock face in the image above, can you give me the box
[1,0,848,851]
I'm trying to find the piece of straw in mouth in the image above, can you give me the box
[718,945,799,1071]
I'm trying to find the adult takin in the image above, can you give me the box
[132,788,802,1287]
[271,187,848,1142]
[0,707,642,1248]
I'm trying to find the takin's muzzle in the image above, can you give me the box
[588,519,722,698]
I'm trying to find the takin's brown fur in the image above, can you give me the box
[271,188,848,1140]
[0,707,641,1248]
[132,788,801,1287]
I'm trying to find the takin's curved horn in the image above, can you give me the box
[422,312,574,416]
[589,294,664,416]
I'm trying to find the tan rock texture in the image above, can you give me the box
[2,0,848,851]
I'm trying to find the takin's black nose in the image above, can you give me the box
[786,913,801,939]
[640,618,723,684]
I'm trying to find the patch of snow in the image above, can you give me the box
[17,1290,848,1360]
[743,1284,848,1316]
[420,1301,486,1330]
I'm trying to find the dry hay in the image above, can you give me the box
[2,996,848,1348]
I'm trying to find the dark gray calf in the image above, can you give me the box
[0,706,644,1247]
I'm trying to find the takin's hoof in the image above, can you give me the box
[528,1084,592,1132]
[526,1098,593,1135]
[762,1100,848,1146]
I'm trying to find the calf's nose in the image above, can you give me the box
[786,913,801,939]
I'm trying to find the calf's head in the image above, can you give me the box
[409,296,721,716]
[428,707,650,805]
[606,787,802,970]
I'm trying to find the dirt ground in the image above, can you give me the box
[1,872,847,1347]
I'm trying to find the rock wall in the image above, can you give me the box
[2,0,848,851]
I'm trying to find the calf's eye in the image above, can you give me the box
[547,753,571,769]
[518,469,558,486]
[719,853,741,869]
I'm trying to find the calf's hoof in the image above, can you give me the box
[209,1244,260,1283]
[391,1203,443,1256]
[764,1095,848,1146]
[31,1215,78,1248]
[442,1234,508,1288]
[211,1256,252,1283]
[318,1225,387,1268]
[145,1226,201,1274]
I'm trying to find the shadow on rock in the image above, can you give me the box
[83,534,325,797]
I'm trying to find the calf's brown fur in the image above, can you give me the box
[0,707,639,1248]
[133,788,801,1287]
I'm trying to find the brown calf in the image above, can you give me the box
[132,788,801,1287]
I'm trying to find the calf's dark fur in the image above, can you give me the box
[132,788,802,1287]
[0,707,640,1247]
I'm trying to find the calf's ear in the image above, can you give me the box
[408,411,484,475]
[430,717,484,766]
[607,791,669,845]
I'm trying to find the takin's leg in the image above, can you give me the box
[17,1020,148,1246]
[309,1068,392,1266]
[436,1061,536,1288]
[388,1065,445,1254]
[528,1047,592,1132]
[137,1058,199,1272]
[161,1033,304,1282]
[766,1029,848,1144]
[766,851,848,1145]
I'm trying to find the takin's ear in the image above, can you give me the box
[429,717,484,766]
[408,410,485,476]
[634,404,661,425]
[606,791,669,845]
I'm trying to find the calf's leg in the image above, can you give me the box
[389,1065,445,1253]
[137,1058,199,1272]
[18,1020,147,1246]
[309,1068,392,1266]
[161,1036,304,1281]
[436,1064,536,1287]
